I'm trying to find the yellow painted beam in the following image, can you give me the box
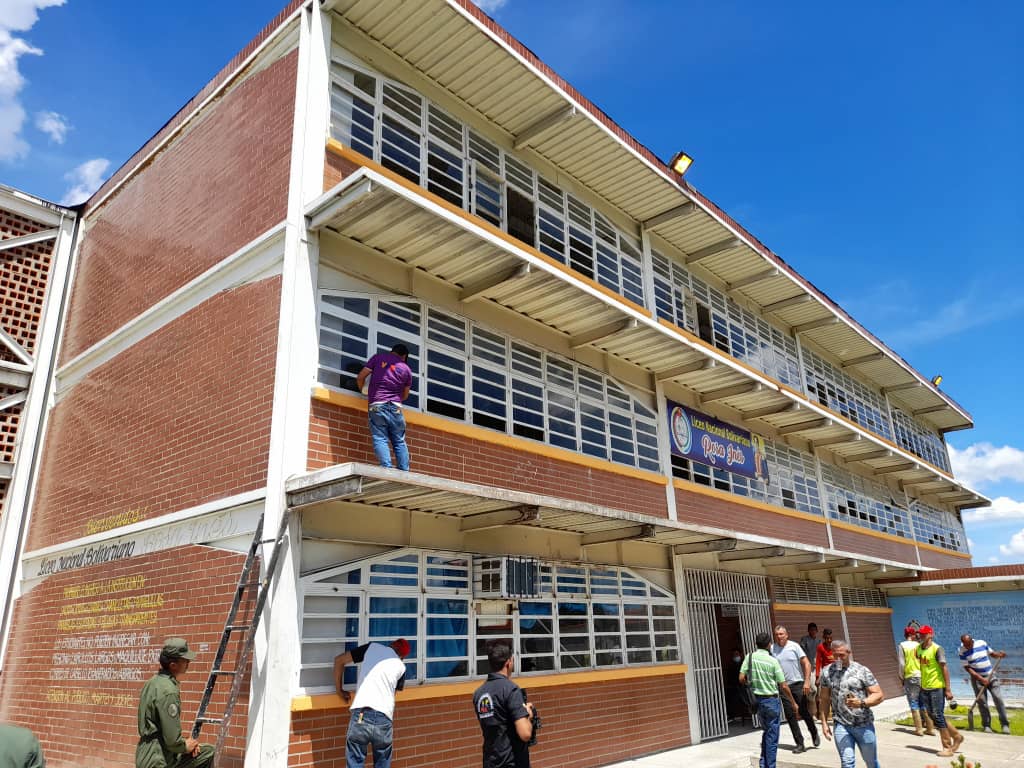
[291,663,688,712]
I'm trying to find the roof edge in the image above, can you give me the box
[449,0,972,426]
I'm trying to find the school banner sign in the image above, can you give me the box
[667,400,769,481]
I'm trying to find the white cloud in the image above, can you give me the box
[988,556,1000,564]
[0,1,66,163]
[999,529,1024,558]
[950,443,1024,488]
[0,0,66,32]
[34,108,68,142]
[61,158,110,205]
[963,496,1024,524]
[0,31,40,161]
[967,538,975,551]
[474,0,508,13]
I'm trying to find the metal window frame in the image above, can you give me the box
[298,548,679,695]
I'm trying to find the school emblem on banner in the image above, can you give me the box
[667,400,769,482]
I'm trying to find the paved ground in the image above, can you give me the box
[604,698,1024,768]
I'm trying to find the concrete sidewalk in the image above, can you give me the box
[603,699,1024,768]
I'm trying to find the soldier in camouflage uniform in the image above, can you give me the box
[136,638,215,768]
[0,722,46,767]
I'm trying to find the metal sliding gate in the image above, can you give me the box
[682,569,772,740]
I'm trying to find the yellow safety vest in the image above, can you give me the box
[917,642,944,690]
[901,639,920,678]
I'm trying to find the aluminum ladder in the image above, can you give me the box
[191,508,291,762]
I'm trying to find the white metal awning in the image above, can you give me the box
[323,0,973,433]
[306,164,988,510]
[285,462,922,576]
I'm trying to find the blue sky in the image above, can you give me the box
[2,0,1021,565]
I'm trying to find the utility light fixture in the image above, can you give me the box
[669,151,694,177]
[931,374,943,387]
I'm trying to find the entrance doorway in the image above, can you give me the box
[682,569,772,740]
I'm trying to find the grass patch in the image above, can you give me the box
[895,708,1024,735]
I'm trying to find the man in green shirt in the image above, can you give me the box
[0,722,45,767]
[136,638,215,768]
[740,632,799,768]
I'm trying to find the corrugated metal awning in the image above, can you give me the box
[286,462,920,576]
[306,163,989,510]
[323,0,973,432]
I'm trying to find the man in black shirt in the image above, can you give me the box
[472,641,535,768]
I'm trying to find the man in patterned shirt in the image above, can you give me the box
[818,639,885,768]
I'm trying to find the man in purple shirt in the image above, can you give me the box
[356,343,413,470]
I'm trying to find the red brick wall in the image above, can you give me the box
[918,548,972,570]
[63,50,296,362]
[674,485,830,548]
[28,277,280,550]
[831,526,918,566]
[308,399,669,519]
[289,673,689,768]
[324,150,360,191]
[768,606,837,674]
[86,1,303,212]
[0,545,252,768]
[845,613,901,698]
[770,607,835,643]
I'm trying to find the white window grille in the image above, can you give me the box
[650,250,801,387]
[318,291,660,473]
[911,500,967,553]
[769,577,840,605]
[328,56,647,311]
[803,348,892,440]
[299,550,679,692]
[762,441,823,515]
[840,585,887,608]
[891,407,951,472]
[820,463,912,538]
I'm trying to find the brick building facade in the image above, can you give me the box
[0,2,988,767]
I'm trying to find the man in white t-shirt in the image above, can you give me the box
[772,625,820,753]
[333,638,411,768]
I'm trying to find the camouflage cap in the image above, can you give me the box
[162,637,197,660]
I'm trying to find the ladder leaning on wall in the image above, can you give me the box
[191,508,292,763]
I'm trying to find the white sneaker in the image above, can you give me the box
[983,727,994,733]
[1003,725,1012,734]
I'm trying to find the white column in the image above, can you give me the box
[638,226,658,319]
[673,555,703,743]
[0,211,77,668]
[655,379,679,522]
[245,3,329,766]
[834,573,850,642]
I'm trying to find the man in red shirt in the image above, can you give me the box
[816,628,835,678]
[357,344,413,470]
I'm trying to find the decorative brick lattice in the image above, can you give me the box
[0,210,56,360]
[0,386,23,463]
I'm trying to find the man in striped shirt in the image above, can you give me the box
[958,634,1010,734]
[741,632,799,768]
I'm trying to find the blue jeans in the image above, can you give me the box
[833,722,879,768]
[903,677,921,710]
[919,687,947,728]
[368,403,409,470]
[346,708,394,768]
[757,696,781,768]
